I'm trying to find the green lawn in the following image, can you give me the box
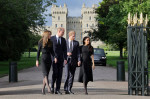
[106,51,128,71]
[106,51,150,72]
[0,52,38,77]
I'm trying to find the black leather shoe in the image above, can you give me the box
[55,91,62,95]
[50,88,54,94]
[65,91,70,94]
[68,90,74,94]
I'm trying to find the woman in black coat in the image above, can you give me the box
[78,36,95,95]
[36,30,57,95]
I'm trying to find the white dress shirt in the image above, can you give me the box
[56,35,61,44]
[68,39,73,49]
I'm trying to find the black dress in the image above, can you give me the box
[36,39,55,77]
[78,45,94,83]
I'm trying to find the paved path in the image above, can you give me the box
[0,65,149,99]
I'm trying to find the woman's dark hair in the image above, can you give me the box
[83,36,93,52]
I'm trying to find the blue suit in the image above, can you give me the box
[64,40,80,91]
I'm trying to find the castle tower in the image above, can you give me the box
[81,4,98,35]
[51,4,68,38]
[81,4,101,47]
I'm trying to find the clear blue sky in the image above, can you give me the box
[44,0,102,26]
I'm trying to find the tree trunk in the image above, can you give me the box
[28,48,31,58]
[119,44,123,59]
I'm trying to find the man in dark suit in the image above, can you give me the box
[64,31,81,94]
[50,27,67,95]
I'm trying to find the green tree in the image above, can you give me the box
[0,0,56,61]
[88,0,150,59]
[28,33,41,58]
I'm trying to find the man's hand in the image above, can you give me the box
[36,60,39,67]
[67,52,72,56]
[64,60,67,65]
[78,61,81,66]
[54,58,57,63]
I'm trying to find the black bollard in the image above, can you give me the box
[117,61,125,81]
[9,62,18,82]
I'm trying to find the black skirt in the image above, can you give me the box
[41,54,52,77]
[78,61,93,83]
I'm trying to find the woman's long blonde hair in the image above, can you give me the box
[39,30,52,48]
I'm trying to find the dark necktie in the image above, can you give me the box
[58,37,61,45]
[70,41,73,52]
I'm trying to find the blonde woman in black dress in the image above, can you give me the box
[78,36,95,95]
[36,30,57,95]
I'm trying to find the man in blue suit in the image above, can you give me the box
[64,31,81,94]
[50,27,67,95]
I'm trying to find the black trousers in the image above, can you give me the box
[64,58,76,91]
[51,60,63,91]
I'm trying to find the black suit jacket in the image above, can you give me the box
[51,35,67,62]
[66,40,80,66]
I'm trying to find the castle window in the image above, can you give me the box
[55,24,57,28]
[87,24,88,27]
[61,24,63,27]
[74,24,75,28]
[92,24,94,27]
[89,16,91,20]
[58,16,60,20]
[81,25,82,28]
[81,32,83,41]
[75,34,76,40]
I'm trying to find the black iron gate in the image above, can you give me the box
[127,13,149,96]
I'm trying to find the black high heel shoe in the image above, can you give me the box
[48,88,51,93]
[42,89,45,95]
